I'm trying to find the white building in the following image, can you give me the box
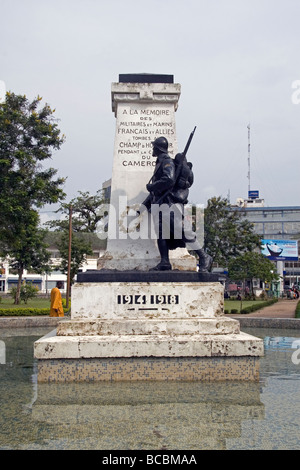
[0,232,106,294]
[231,199,300,295]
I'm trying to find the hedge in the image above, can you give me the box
[0,298,70,316]
[239,298,278,314]
[0,307,70,316]
[0,308,51,316]
[224,298,278,314]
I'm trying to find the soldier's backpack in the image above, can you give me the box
[171,153,194,204]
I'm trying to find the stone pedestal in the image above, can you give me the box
[34,271,263,382]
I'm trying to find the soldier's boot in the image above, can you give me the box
[196,249,213,272]
[150,239,172,271]
[150,260,172,271]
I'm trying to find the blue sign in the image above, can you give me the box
[248,190,259,199]
[261,239,299,261]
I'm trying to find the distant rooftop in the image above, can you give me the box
[239,206,300,212]
[119,73,174,84]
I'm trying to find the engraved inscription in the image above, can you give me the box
[117,294,179,307]
[116,104,176,168]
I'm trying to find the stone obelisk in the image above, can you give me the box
[97,74,197,271]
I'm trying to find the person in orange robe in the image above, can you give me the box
[50,281,64,317]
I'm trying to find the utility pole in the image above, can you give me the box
[66,205,72,309]
[247,123,251,194]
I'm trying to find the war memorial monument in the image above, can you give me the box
[34,74,263,382]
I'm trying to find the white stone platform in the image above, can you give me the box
[34,275,264,382]
[35,330,262,360]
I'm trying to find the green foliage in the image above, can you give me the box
[259,290,269,300]
[0,91,66,304]
[240,298,278,314]
[9,282,39,304]
[228,251,277,282]
[0,92,66,218]
[62,297,71,312]
[204,196,262,265]
[0,296,70,315]
[0,209,53,304]
[47,190,107,233]
[0,308,50,316]
[228,251,278,296]
[45,190,107,287]
[224,298,278,314]
[3,211,52,272]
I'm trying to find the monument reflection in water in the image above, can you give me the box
[34,74,263,383]
[31,381,264,450]
[0,332,265,450]
[4,328,300,449]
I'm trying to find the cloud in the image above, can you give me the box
[1,0,300,207]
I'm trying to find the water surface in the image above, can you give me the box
[0,327,299,450]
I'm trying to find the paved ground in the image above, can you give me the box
[230,298,299,318]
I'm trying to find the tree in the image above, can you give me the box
[228,252,278,297]
[46,190,107,287]
[0,92,65,217]
[0,209,53,303]
[46,191,108,292]
[10,282,39,304]
[0,92,66,303]
[47,190,107,232]
[204,196,262,265]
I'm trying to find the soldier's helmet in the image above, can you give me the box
[151,137,168,153]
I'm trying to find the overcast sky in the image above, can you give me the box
[1,0,300,220]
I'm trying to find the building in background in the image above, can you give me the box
[233,195,300,295]
[102,179,111,202]
[0,232,106,294]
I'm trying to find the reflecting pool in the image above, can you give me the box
[0,327,299,450]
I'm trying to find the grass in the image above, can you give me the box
[224,299,274,314]
[0,296,51,309]
[0,295,70,316]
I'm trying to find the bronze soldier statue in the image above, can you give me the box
[142,136,213,272]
